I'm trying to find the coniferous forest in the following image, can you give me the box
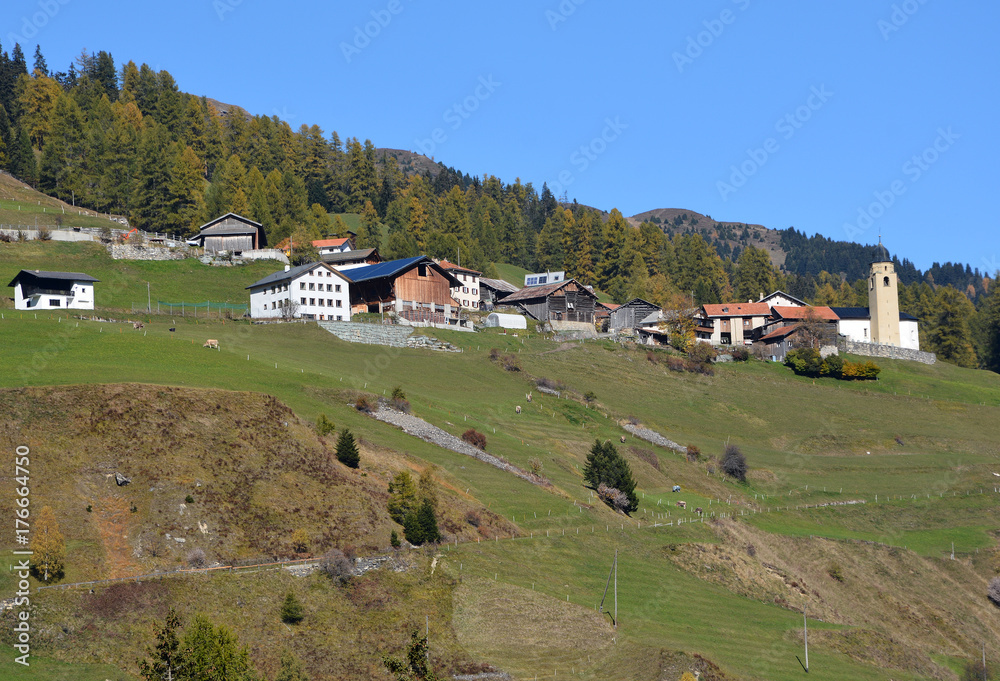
[0,44,997,372]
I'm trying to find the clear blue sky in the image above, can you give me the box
[4,1,998,272]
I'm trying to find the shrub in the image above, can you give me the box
[355,394,376,413]
[687,343,716,365]
[721,443,748,482]
[390,530,401,548]
[842,359,881,380]
[583,440,638,513]
[666,356,685,372]
[316,413,335,436]
[488,347,501,362]
[961,660,993,681]
[0,232,10,243]
[389,386,410,412]
[730,347,749,362]
[536,376,565,391]
[501,354,521,372]
[391,386,406,401]
[828,563,845,583]
[988,576,1000,607]
[320,548,355,584]
[528,457,544,475]
[280,591,304,624]
[785,348,824,377]
[597,483,632,514]
[187,548,206,568]
[462,429,487,450]
[746,543,757,558]
[686,444,701,462]
[464,510,482,527]
[184,494,194,504]
[37,226,52,241]
[16,229,27,241]
[646,351,660,365]
[583,390,597,404]
[336,428,360,468]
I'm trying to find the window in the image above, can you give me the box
[318,299,325,306]
[300,297,306,305]
[473,301,478,308]
[299,282,305,290]
[327,271,331,277]
[743,318,750,327]
[271,302,276,310]
[463,286,468,293]
[49,299,60,307]
[472,288,477,295]
[336,315,343,321]
[309,298,315,306]
[326,284,332,292]
[335,284,341,292]
[418,264,429,277]
[308,282,315,291]
[863,327,867,338]
[336,300,342,308]
[883,276,890,287]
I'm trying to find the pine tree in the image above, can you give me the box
[130,122,173,231]
[335,428,360,468]
[166,145,207,235]
[929,287,977,367]
[138,608,184,681]
[32,45,47,77]
[402,510,424,545]
[280,591,304,624]
[180,615,259,681]
[31,506,65,582]
[536,209,568,272]
[416,499,441,544]
[582,440,638,513]
[357,199,381,249]
[382,631,441,681]
[733,245,776,302]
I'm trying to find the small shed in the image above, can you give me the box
[609,298,661,332]
[191,213,266,254]
[484,313,527,330]
[500,279,597,323]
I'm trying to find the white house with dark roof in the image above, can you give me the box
[246,262,352,320]
[830,307,920,350]
[8,270,99,310]
[438,260,481,309]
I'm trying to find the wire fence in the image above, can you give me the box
[130,301,249,316]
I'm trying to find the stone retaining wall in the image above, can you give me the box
[109,244,188,261]
[838,339,936,365]
[317,321,413,347]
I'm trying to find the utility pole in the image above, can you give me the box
[147,282,151,313]
[613,548,617,631]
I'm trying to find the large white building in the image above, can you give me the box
[246,262,352,320]
[830,307,921,351]
[7,270,99,310]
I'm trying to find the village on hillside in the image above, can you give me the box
[7,212,935,366]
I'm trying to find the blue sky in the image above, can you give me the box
[3,1,997,272]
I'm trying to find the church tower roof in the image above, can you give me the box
[871,235,892,264]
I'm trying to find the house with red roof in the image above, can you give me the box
[437,260,481,310]
[312,237,355,255]
[695,302,771,345]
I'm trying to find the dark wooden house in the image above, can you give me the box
[609,298,661,332]
[343,256,462,322]
[321,247,383,268]
[479,277,519,310]
[191,213,267,254]
[501,279,597,323]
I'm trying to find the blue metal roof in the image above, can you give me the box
[343,256,461,286]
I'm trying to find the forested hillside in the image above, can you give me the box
[0,43,997,372]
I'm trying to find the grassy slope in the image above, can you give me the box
[0,174,121,230]
[2,245,1000,679]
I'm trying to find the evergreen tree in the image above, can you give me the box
[130,122,173,231]
[31,506,65,582]
[416,499,440,544]
[929,287,977,367]
[280,591,304,624]
[138,608,184,681]
[10,126,37,184]
[180,615,259,681]
[335,428,360,468]
[382,631,441,681]
[167,145,207,235]
[598,209,630,289]
[32,45,47,77]
[357,198,381,249]
[402,509,424,545]
[582,440,638,513]
[733,245,776,302]
[536,209,568,272]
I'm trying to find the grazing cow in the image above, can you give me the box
[132,321,144,330]
[526,392,532,403]
[695,507,703,516]
[620,435,626,443]
[515,405,521,414]
[203,339,219,349]
[672,485,681,492]
[676,501,686,509]
[169,327,176,332]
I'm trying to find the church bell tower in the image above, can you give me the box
[869,237,900,346]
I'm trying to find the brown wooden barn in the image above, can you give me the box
[342,255,462,323]
[501,279,597,323]
[191,213,267,254]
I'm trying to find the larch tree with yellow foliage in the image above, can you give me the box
[32,506,65,583]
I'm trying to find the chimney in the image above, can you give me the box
[284,265,291,272]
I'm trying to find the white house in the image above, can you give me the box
[246,262,352,321]
[830,307,921,351]
[312,238,354,256]
[7,270,99,310]
[438,260,481,310]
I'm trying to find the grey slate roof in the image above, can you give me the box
[245,262,349,290]
[830,306,920,322]
[479,277,519,293]
[321,248,378,265]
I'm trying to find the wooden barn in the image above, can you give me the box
[479,277,519,310]
[191,213,267,254]
[342,256,462,323]
[501,279,597,323]
[609,298,661,332]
